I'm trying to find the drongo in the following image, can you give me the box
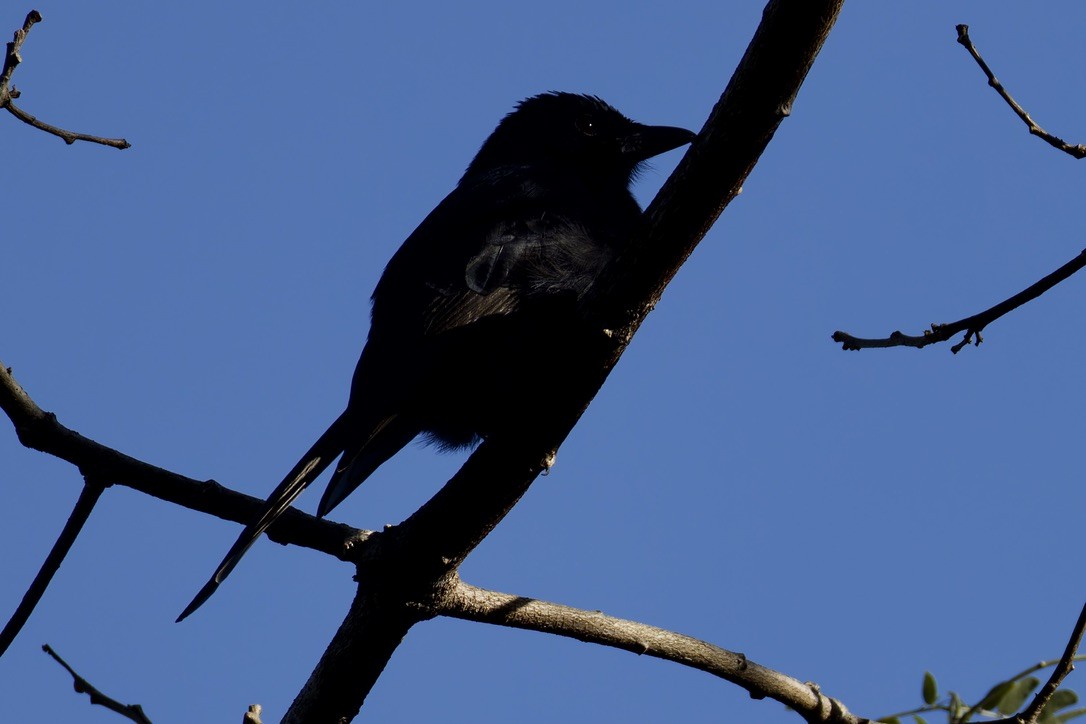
[178,92,694,620]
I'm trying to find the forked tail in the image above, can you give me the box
[176,412,349,622]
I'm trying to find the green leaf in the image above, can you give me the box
[1048,690,1081,713]
[923,671,938,705]
[998,677,1041,715]
[1041,689,1081,721]
[976,681,1014,712]
[1056,707,1086,723]
[913,716,928,724]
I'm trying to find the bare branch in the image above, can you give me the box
[0,361,368,559]
[0,10,39,94]
[43,644,154,724]
[834,25,1086,354]
[435,578,862,724]
[832,248,1086,352]
[6,100,131,148]
[0,9,130,149]
[956,24,1086,159]
[0,476,105,659]
[282,576,432,724]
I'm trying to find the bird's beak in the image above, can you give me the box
[622,124,696,161]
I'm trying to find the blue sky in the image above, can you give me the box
[3,2,1085,722]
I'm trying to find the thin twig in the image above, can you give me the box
[832,248,1086,352]
[0,476,106,659]
[956,24,1086,159]
[43,644,154,724]
[6,100,131,148]
[434,577,862,724]
[0,9,130,149]
[1003,654,1086,687]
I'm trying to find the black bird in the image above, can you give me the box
[178,92,694,621]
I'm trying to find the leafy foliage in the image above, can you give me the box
[875,658,1085,724]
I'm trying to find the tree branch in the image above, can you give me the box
[832,248,1086,352]
[0,475,105,658]
[434,577,861,724]
[43,644,154,724]
[0,10,130,149]
[6,100,131,148]
[955,24,1086,159]
[0,361,367,559]
[0,9,38,94]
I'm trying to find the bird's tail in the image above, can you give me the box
[176,412,350,622]
[316,416,420,517]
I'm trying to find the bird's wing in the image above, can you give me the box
[463,216,552,295]
[370,167,572,339]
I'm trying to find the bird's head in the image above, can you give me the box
[463,92,695,186]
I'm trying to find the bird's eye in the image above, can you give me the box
[576,114,598,137]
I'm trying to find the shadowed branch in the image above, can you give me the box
[43,644,153,724]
